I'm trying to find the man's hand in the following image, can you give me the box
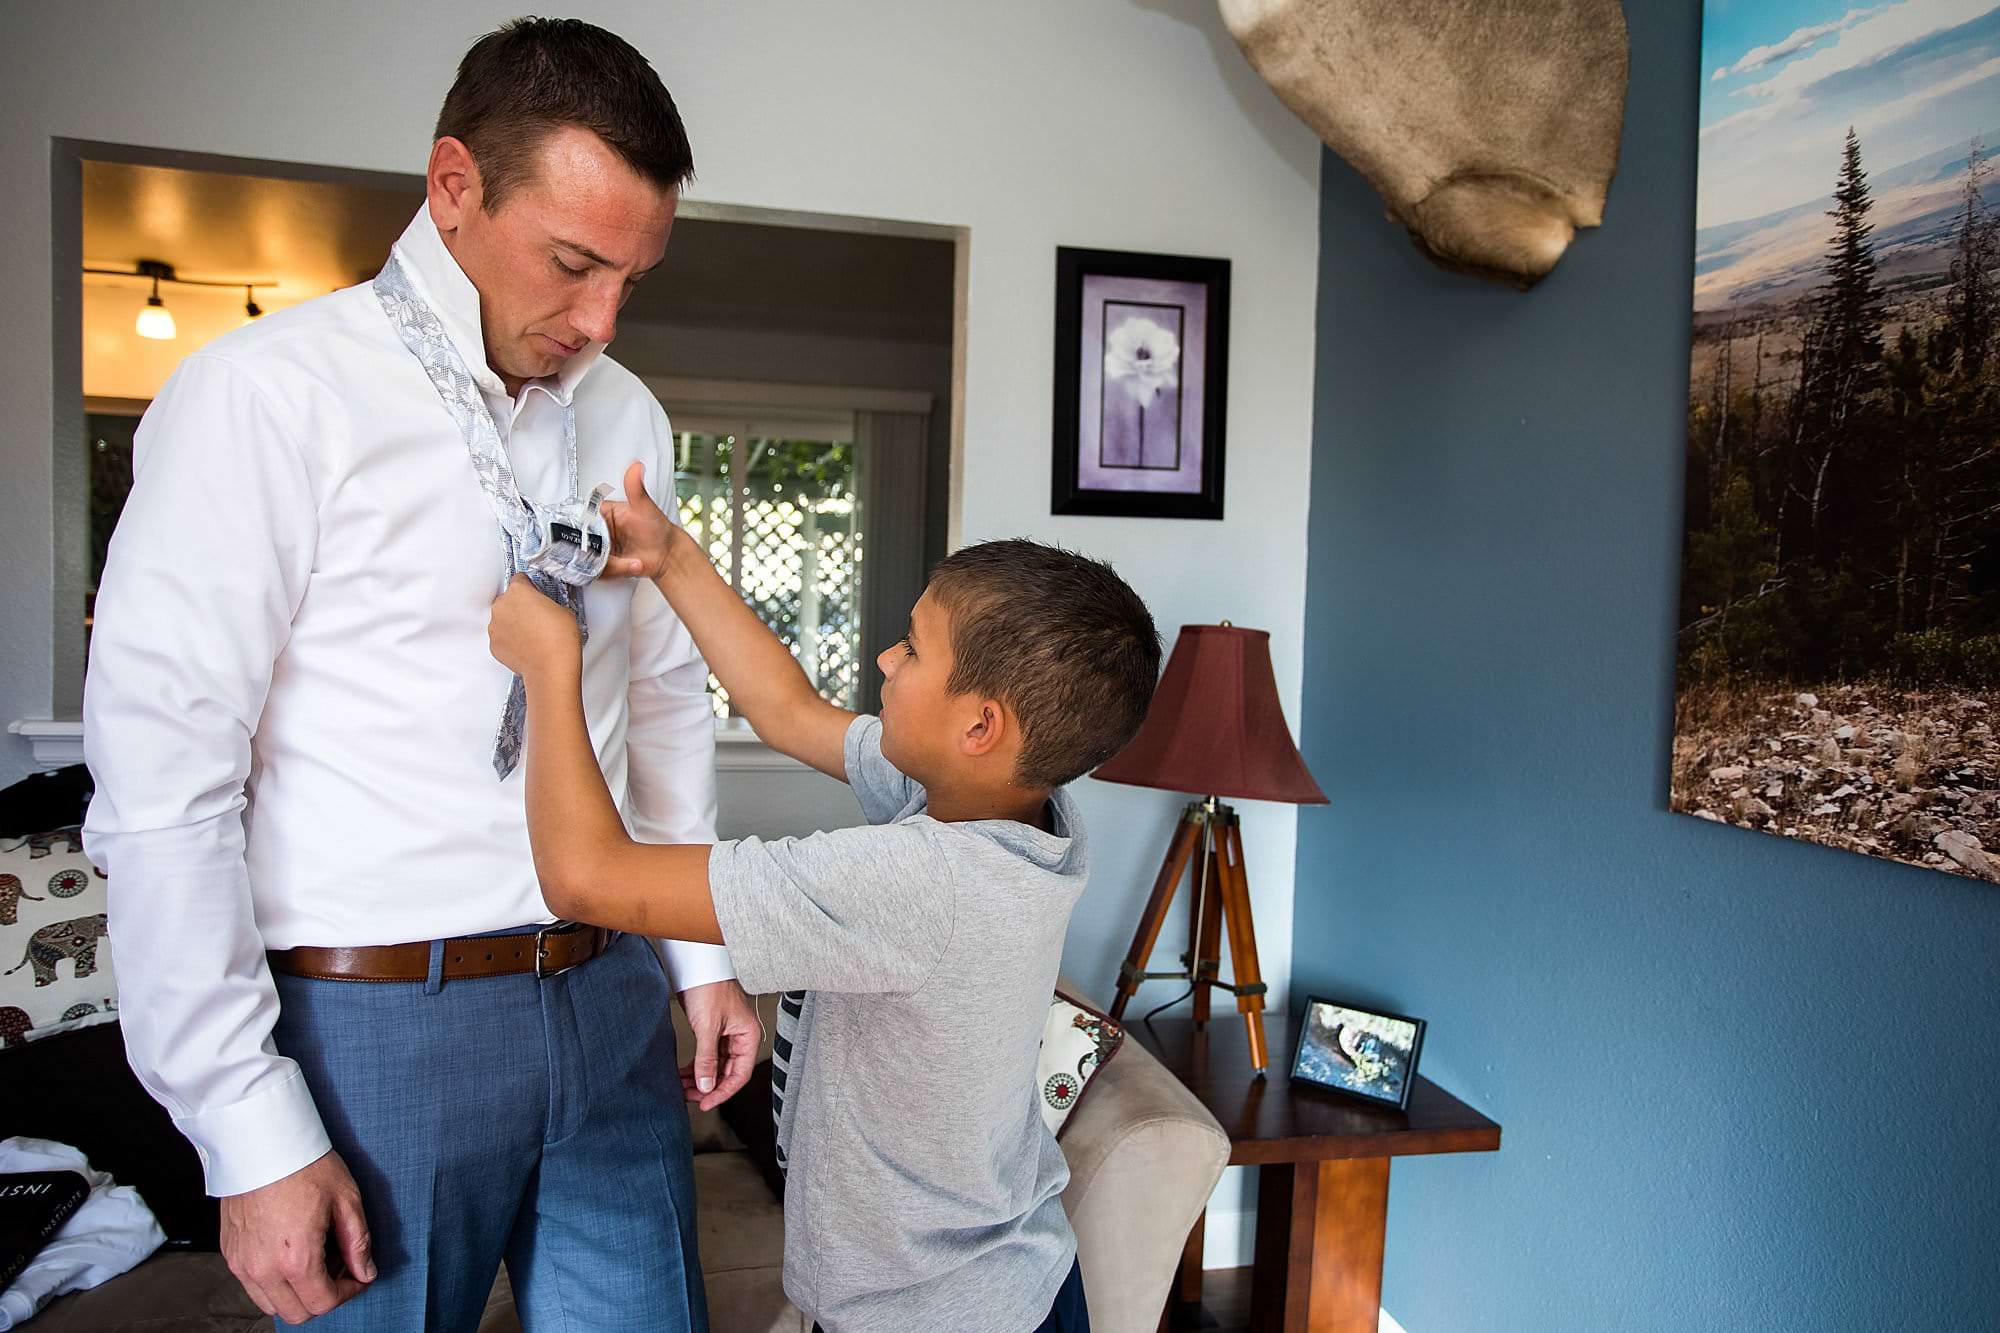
[600,460,686,581]
[220,1150,375,1325]
[488,574,582,681]
[678,977,763,1112]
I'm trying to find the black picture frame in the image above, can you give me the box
[1290,995,1428,1111]
[1051,246,1229,519]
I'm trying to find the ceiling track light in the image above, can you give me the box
[82,259,278,342]
[135,271,175,341]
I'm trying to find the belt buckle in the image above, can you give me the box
[534,921,586,979]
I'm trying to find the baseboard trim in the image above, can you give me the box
[1201,1205,1255,1270]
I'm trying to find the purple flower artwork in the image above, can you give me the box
[1085,280,1203,488]
[1053,250,1228,519]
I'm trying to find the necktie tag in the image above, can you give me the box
[519,483,614,584]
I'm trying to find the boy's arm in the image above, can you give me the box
[524,653,955,992]
[603,462,856,781]
[656,532,855,779]
[493,577,954,993]
[491,575,723,943]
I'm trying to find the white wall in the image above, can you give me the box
[2,0,1322,1263]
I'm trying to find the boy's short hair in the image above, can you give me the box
[926,540,1161,789]
[435,17,694,212]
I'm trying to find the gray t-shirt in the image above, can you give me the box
[708,715,1084,1333]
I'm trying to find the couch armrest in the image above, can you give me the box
[1058,1032,1230,1333]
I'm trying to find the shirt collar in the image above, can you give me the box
[387,205,606,407]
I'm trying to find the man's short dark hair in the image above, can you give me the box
[435,17,694,211]
[927,540,1161,790]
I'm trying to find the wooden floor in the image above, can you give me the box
[1164,1266,1252,1332]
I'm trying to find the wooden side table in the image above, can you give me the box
[1130,1015,1501,1333]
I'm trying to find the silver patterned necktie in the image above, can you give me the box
[373,253,588,780]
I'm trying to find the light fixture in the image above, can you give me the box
[83,259,277,343]
[135,267,176,341]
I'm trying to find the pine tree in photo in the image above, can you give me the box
[1818,126,1887,373]
[1944,138,1998,379]
[1784,127,1890,589]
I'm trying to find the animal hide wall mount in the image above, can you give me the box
[1219,0,1629,288]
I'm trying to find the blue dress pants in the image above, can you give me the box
[270,931,708,1332]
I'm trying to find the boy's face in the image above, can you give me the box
[875,591,964,779]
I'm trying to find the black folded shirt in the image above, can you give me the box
[0,764,92,839]
[0,1170,90,1290]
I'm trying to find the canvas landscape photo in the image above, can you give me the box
[1674,1,2000,883]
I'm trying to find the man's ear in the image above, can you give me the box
[427,136,482,235]
[960,698,1009,760]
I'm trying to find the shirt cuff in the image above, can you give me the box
[175,1066,333,1198]
[654,938,736,993]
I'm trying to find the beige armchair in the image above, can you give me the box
[1053,994,1233,1333]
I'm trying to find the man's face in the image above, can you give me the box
[875,591,962,778]
[430,125,676,386]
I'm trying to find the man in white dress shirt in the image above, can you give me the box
[81,19,759,1329]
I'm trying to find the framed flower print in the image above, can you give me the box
[1051,247,1229,520]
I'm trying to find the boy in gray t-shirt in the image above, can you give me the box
[488,463,1161,1333]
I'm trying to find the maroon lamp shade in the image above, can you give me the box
[1093,624,1327,805]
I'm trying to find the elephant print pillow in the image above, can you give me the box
[1036,990,1125,1140]
[0,826,115,1049]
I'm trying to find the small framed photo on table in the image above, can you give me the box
[1291,996,1427,1111]
[1051,247,1229,520]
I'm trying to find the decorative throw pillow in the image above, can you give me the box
[1038,990,1124,1139]
[0,826,116,1048]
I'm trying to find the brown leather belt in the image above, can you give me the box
[268,922,614,983]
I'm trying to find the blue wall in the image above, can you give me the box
[1290,3,2000,1330]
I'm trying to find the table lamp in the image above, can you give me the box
[1094,623,1326,1075]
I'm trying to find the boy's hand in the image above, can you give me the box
[600,460,684,581]
[488,574,581,680]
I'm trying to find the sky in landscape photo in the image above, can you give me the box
[1696,1,2000,309]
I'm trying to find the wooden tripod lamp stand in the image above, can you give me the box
[1095,624,1327,1076]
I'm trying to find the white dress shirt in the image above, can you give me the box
[82,206,733,1198]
